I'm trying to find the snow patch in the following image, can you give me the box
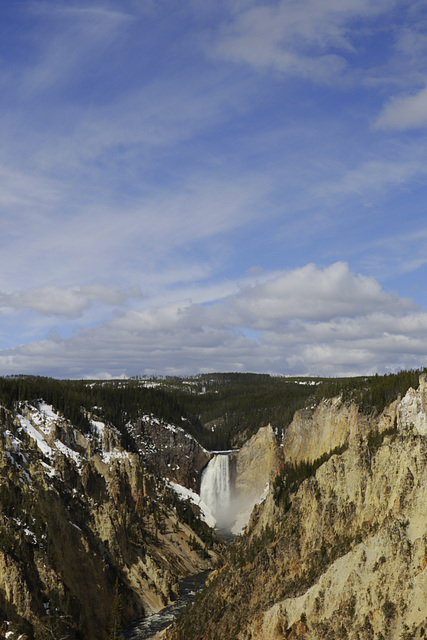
[54,440,82,468]
[101,448,131,465]
[167,480,216,528]
[90,419,106,436]
[17,415,54,459]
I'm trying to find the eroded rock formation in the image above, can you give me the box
[127,416,210,491]
[0,402,221,640]
[168,377,427,640]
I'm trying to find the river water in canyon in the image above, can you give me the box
[124,452,235,638]
[123,570,210,639]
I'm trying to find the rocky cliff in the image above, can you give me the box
[282,393,398,465]
[127,415,210,491]
[234,425,280,501]
[230,425,281,534]
[0,401,221,640]
[168,377,427,640]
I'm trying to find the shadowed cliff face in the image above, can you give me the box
[0,402,222,640]
[127,416,211,491]
[167,378,427,640]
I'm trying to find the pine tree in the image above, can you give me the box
[34,615,68,640]
[109,578,124,640]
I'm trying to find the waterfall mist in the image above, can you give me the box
[200,454,232,529]
[200,451,261,536]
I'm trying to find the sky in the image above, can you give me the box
[1,0,427,379]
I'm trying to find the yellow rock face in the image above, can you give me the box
[234,425,280,501]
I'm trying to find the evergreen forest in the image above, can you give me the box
[0,368,422,450]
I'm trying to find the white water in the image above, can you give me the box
[200,454,231,528]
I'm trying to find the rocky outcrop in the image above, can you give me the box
[227,425,281,534]
[397,371,427,435]
[242,432,426,640]
[168,377,427,640]
[127,416,210,490]
[233,425,280,502]
[282,395,398,464]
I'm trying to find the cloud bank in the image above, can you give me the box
[0,263,423,379]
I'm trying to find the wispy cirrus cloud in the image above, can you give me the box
[207,0,396,83]
[314,156,427,198]
[375,85,427,130]
[14,4,132,97]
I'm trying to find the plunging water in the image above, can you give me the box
[124,454,235,638]
[200,454,231,529]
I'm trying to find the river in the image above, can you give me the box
[122,571,210,640]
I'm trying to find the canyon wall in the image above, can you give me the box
[127,416,210,491]
[0,402,221,640]
[168,377,427,640]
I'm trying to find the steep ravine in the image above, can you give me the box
[0,402,222,640]
[167,377,427,640]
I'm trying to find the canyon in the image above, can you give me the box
[0,371,426,639]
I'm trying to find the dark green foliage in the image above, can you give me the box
[108,579,124,640]
[340,369,422,415]
[367,425,398,452]
[34,615,70,640]
[228,525,275,568]
[0,369,422,451]
[0,376,92,433]
[175,373,336,448]
[0,375,205,448]
[273,442,349,508]
[382,596,397,623]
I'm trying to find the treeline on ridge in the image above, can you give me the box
[0,376,207,450]
[0,368,423,451]
[166,368,423,447]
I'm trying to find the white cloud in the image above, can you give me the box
[375,85,427,130]
[0,263,424,378]
[220,262,415,327]
[395,25,427,58]
[0,285,141,318]
[208,0,394,83]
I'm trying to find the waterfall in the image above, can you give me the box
[200,454,231,527]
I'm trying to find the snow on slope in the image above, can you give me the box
[167,480,216,528]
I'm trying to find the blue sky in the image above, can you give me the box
[1,0,427,378]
